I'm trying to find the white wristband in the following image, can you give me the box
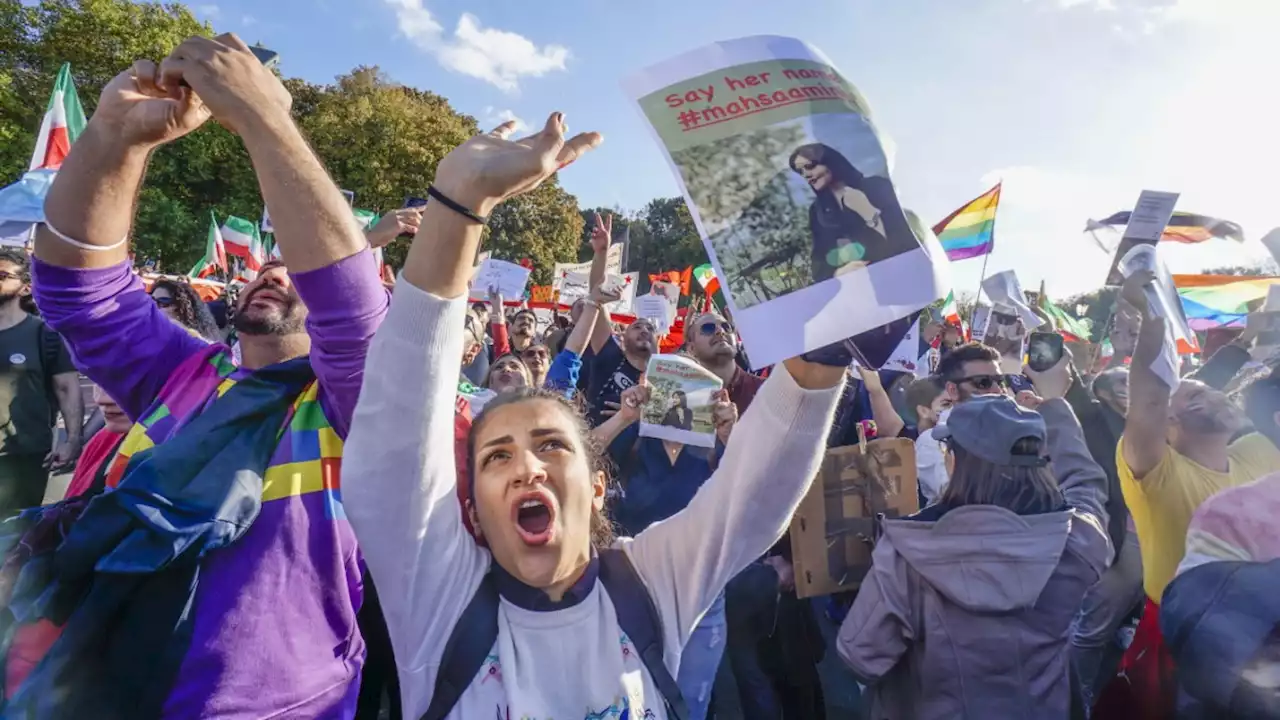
[42,220,128,252]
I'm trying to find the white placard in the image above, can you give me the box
[1118,244,1192,389]
[969,305,992,344]
[880,316,928,375]
[558,271,638,315]
[551,244,624,290]
[635,295,672,333]
[638,354,724,448]
[624,35,949,369]
[1122,190,1181,242]
[981,270,1044,330]
[471,259,531,299]
[1262,228,1280,267]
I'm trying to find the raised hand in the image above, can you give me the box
[711,389,739,444]
[367,208,423,249]
[587,283,622,307]
[1120,269,1156,319]
[158,33,292,136]
[91,59,212,149]
[590,212,613,255]
[433,113,602,218]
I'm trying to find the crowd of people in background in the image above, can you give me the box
[0,32,1277,720]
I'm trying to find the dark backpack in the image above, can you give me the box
[421,548,689,720]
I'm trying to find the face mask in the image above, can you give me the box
[936,407,952,427]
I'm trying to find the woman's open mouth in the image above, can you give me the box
[512,491,556,546]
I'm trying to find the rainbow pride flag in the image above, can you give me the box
[932,183,1001,261]
[1174,274,1280,330]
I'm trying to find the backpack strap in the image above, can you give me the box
[420,573,499,720]
[422,552,689,720]
[598,548,689,720]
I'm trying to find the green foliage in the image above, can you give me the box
[0,0,586,275]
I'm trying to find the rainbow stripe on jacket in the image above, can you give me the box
[101,346,363,717]
[932,183,1001,261]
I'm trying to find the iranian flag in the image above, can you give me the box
[221,215,262,271]
[189,212,228,279]
[692,264,719,295]
[29,64,87,172]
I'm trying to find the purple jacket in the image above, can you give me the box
[32,251,389,719]
[837,399,1112,719]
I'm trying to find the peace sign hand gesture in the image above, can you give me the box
[433,113,602,219]
[590,212,613,255]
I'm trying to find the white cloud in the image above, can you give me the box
[241,15,257,26]
[384,0,568,92]
[482,107,527,132]
[195,4,221,18]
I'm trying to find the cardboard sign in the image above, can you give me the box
[790,438,918,599]
[1104,190,1180,285]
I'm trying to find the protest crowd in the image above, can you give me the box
[0,22,1279,720]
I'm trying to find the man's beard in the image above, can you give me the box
[0,290,23,307]
[234,293,306,337]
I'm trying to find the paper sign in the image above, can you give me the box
[789,438,918,598]
[1122,190,1181,243]
[625,35,949,370]
[1118,243,1196,389]
[1265,285,1280,313]
[551,245,624,290]
[472,258,531,299]
[634,295,672,333]
[557,271,638,315]
[880,313,931,375]
[530,285,555,304]
[982,270,1043,331]
[987,310,1027,375]
[649,280,681,324]
[1105,190,1180,285]
[639,354,724,448]
[1261,228,1280,266]
[969,305,992,344]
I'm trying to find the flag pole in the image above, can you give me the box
[969,178,1002,325]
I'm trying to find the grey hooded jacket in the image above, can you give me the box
[837,398,1112,720]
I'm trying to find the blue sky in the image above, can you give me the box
[191,0,1278,298]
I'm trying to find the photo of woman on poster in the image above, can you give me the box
[662,390,694,431]
[789,143,916,282]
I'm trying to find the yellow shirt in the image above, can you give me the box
[1117,433,1280,603]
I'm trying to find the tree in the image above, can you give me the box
[484,179,585,286]
[627,197,708,292]
[1,1,588,274]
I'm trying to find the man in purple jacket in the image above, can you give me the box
[30,34,387,717]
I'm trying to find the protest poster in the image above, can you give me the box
[970,304,992,344]
[1118,243,1198,388]
[625,35,950,370]
[552,244,624,290]
[634,294,673,333]
[1104,190,1180,285]
[557,270,638,314]
[982,270,1044,331]
[880,312,931,375]
[639,354,724,447]
[987,310,1028,375]
[471,258,531,299]
[530,285,556,304]
[1262,228,1280,266]
[649,280,681,323]
[790,437,918,599]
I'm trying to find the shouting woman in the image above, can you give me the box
[342,113,847,718]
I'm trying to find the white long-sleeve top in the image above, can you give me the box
[341,276,843,719]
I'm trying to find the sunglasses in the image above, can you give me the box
[153,295,175,308]
[522,349,549,360]
[698,320,733,336]
[957,374,1008,391]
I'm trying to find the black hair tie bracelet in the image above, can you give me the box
[426,186,489,226]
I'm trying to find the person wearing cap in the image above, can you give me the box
[835,355,1111,719]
